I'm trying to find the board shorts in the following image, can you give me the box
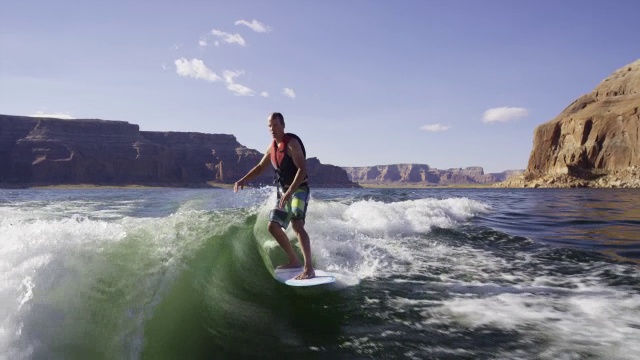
[269,185,310,229]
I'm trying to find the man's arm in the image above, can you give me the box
[234,144,272,192]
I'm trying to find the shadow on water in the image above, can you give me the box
[141,214,347,360]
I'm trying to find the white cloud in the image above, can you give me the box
[211,29,246,46]
[175,58,221,82]
[420,124,450,132]
[260,91,269,97]
[283,88,296,98]
[226,82,254,96]
[223,70,255,96]
[482,107,529,123]
[235,19,272,33]
[174,59,255,96]
[30,111,74,119]
[198,38,207,47]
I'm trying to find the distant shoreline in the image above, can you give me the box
[358,183,495,189]
[0,182,498,190]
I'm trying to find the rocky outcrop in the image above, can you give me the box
[307,157,359,187]
[503,59,640,188]
[343,164,521,186]
[0,114,358,188]
[138,131,263,184]
[496,167,640,188]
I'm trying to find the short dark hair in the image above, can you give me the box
[271,112,285,126]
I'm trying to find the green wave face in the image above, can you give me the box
[142,211,345,359]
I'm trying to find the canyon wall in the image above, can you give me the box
[499,58,640,188]
[0,115,358,188]
[343,164,520,186]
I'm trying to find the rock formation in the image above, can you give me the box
[0,115,359,188]
[499,59,640,188]
[343,164,520,186]
[308,157,357,187]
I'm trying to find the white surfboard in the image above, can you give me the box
[274,267,336,287]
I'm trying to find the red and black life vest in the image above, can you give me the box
[270,133,308,189]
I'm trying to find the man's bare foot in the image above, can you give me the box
[294,268,315,280]
[276,261,302,269]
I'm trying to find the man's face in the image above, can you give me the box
[268,116,284,139]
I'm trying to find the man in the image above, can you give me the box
[234,112,315,280]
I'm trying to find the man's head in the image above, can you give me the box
[268,112,285,141]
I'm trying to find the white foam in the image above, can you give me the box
[0,208,128,358]
[335,197,490,236]
[375,235,640,359]
[300,198,640,360]
[0,194,247,359]
[251,194,490,285]
[438,289,640,359]
[312,197,488,278]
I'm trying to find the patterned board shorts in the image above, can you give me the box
[269,185,310,229]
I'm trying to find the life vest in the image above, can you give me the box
[270,133,308,189]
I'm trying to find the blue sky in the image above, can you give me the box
[1,1,638,173]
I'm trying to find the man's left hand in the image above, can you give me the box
[279,190,292,209]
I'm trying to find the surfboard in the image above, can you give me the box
[273,267,336,287]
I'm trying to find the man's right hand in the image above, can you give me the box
[234,179,245,192]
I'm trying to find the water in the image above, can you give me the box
[1,187,639,359]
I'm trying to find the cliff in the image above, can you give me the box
[342,164,521,186]
[0,115,359,188]
[308,157,358,187]
[499,59,640,188]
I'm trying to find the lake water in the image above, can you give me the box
[1,187,639,359]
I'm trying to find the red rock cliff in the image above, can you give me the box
[527,59,640,177]
[0,115,358,188]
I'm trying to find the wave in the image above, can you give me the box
[5,188,636,359]
[143,192,490,358]
[1,189,487,358]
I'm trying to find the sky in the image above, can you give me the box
[1,1,639,173]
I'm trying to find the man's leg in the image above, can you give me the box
[291,219,315,279]
[268,221,301,268]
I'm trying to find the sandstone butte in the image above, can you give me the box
[498,58,640,188]
[342,164,521,186]
[0,115,359,188]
